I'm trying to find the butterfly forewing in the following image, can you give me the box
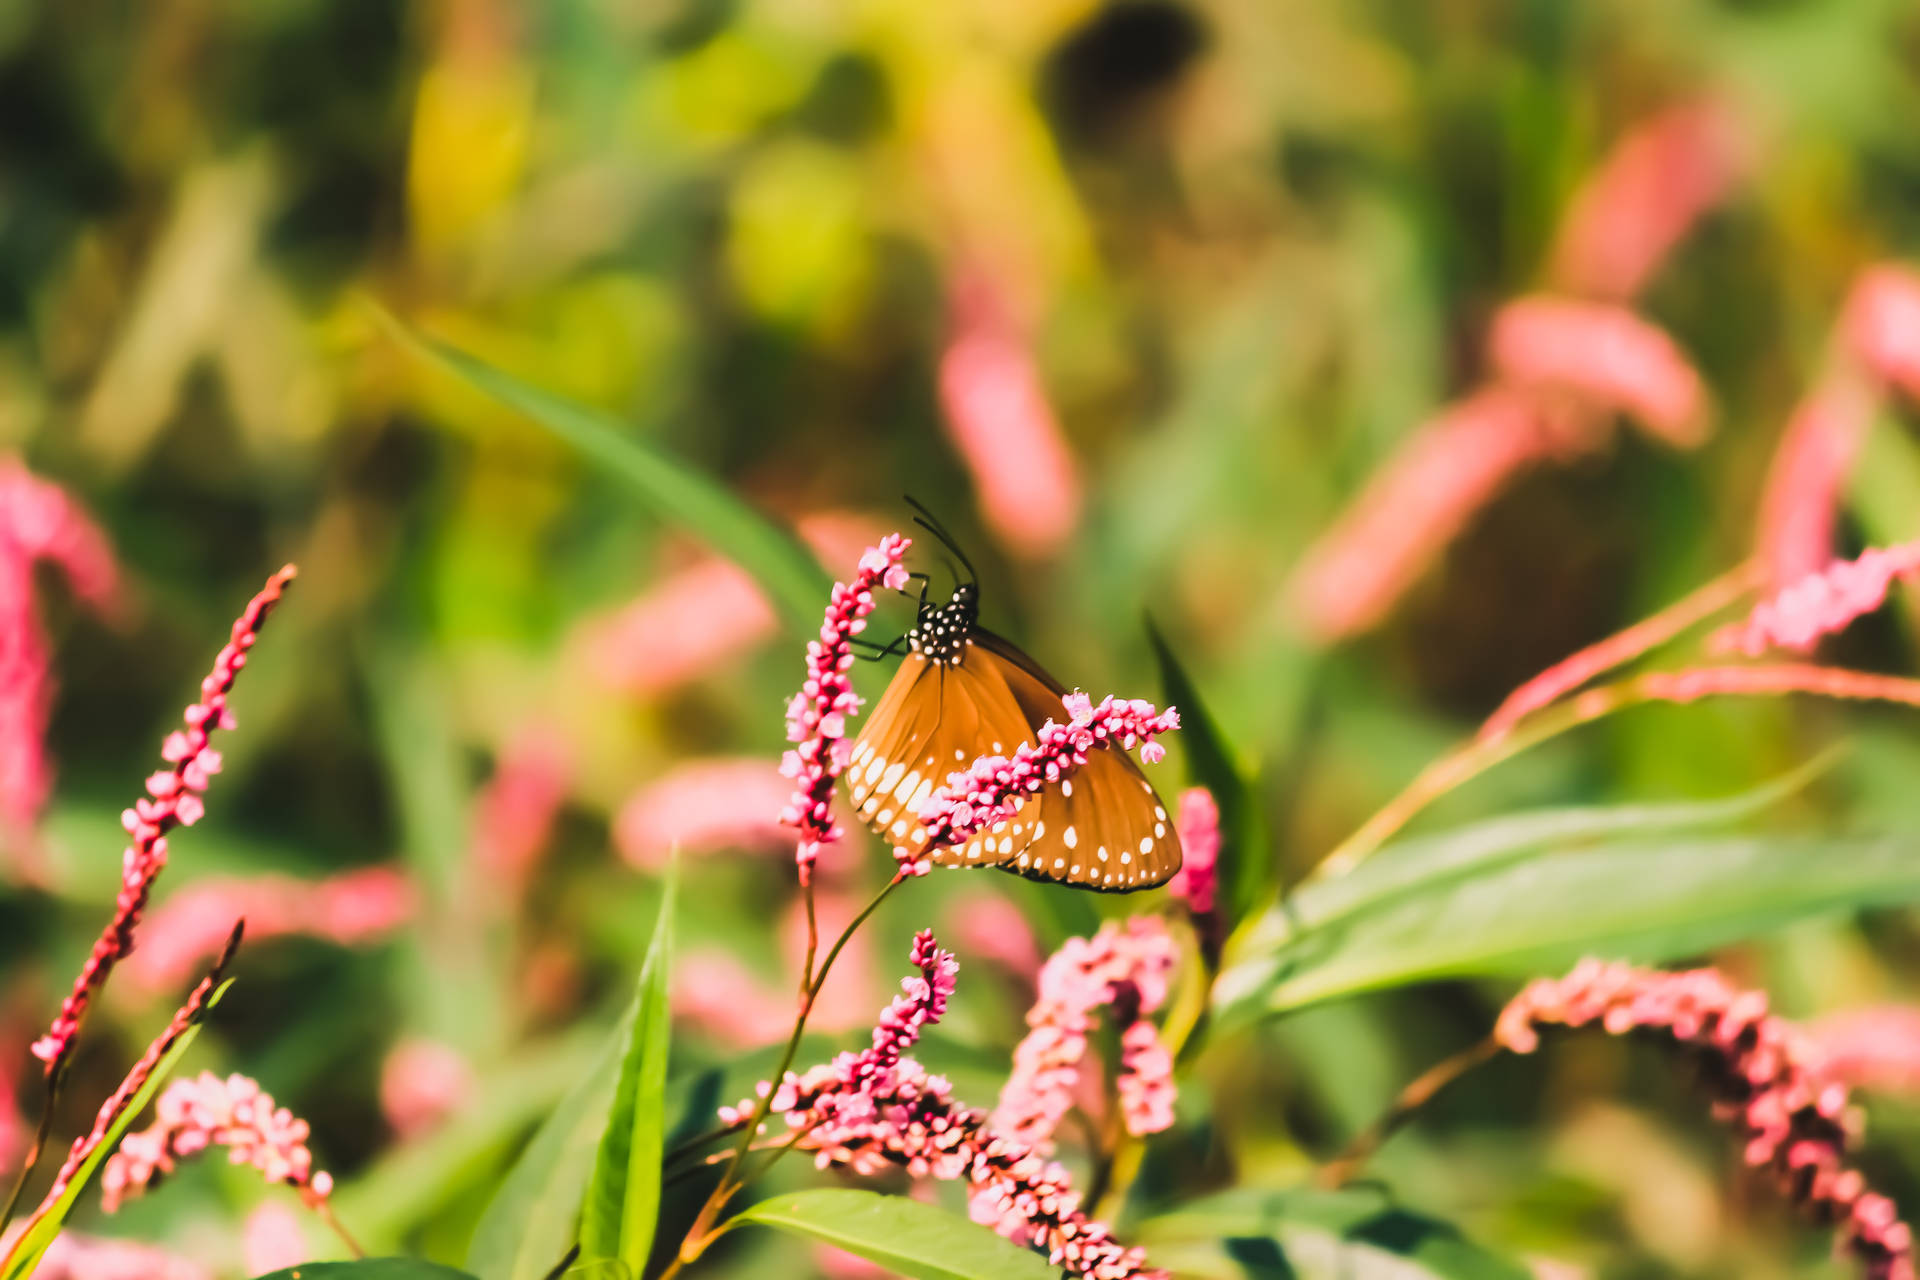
[846,648,1041,869]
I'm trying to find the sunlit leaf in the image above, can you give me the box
[734,1189,1057,1280]
[1139,1186,1530,1279]
[377,310,830,633]
[578,864,676,1271]
[1216,831,1920,1027]
[248,1264,481,1280]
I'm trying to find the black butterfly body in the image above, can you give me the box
[844,582,1182,892]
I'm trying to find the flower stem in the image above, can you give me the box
[663,873,904,1278]
[0,1066,66,1233]
[1318,1036,1499,1187]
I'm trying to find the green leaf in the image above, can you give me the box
[1146,615,1269,928]
[578,866,676,1270]
[1139,1186,1531,1279]
[734,1189,1058,1280]
[463,1022,638,1280]
[248,1264,482,1280]
[1235,754,1836,960]
[1215,832,1920,1026]
[378,311,830,633]
[2,983,228,1280]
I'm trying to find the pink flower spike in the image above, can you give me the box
[29,566,296,1076]
[1488,296,1710,447]
[469,727,570,898]
[1754,366,1879,588]
[915,695,1179,862]
[1497,961,1912,1280]
[1849,264,1920,403]
[1712,541,1920,657]
[781,533,912,884]
[1167,787,1220,919]
[380,1039,475,1140]
[101,1070,333,1213]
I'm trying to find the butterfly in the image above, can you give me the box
[841,511,1181,892]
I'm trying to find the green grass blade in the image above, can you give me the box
[734,1189,1058,1280]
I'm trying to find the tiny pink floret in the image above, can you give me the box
[101,1070,333,1213]
[1713,540,1920,657]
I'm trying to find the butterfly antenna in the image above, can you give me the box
[903,495,978,589]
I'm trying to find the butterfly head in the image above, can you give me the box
[908,583,977,667]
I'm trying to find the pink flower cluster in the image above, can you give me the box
[780,534,911,883]
[1497,960,1912,1280]
[1487,296,1708,446]
[1167,787,1219,918]
[470,727,570,896]
[1713,540,1920,657]
[380,1038,475,1140]
[913,694,1180,867]
[124,865,414,992]
[103,1070,333,1213]
[617,757,806,869]
[722,932,1164,1279]
[31,566,295,1075]
[938,265,1082,559]
[992,917,1180,1151]
[0,458,121,843]
[13,1230,211,1280]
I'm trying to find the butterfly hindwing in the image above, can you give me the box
[845,647,1040,870]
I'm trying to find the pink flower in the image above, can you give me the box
[991,917,1181,1153]
[781,534,912,884]
[942,890,1044,980]
[1498,960,1913,1280]
[1810,1008,1920,1097]
[616,757,810,869]
[0,460,122,844]
[578,513,883,697]
[381,1039,475,1140]
[1547,98,1752,301]
[1488,296,1709,447]
[30,566,295,1076]
[1712,541,1920,656]
[1848,264,1920,402]
[9,1231,212,1280]
[471,727,570,896]
[242,1201,309,1276]
[1285,388,1595,642]
[1754,368,1879,588]
[0,1045,18,1175]
[24,930,240,1227]
[123,866,414,993]
[671,949,795,1048]
[914,695,1180,877]
[102,1070,333,1213]
[721,932,1164,1279]
[938,266,1081,559]
[1166,787,1219,919]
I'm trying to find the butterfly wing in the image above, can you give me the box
[972,630,1183,892]
[845,647,1041,870]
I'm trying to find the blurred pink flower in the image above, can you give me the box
[672,948,794,1048]
[1167,787,1219,919]
[0,459,122,844]
[992,917,1181,1153]
[1499,959,1912,1279]
[942,890,1043,980]
[938,267,1082,559]
[814,1244,894,1278]
[1287,388,1593,642]
[1811,1007,1920,1096]
[471,726,569,896]
[242,1201,308,1276]
[32,566,294,1075]
[17,1231,211,1280]
[1848,264,1920,402]
[1488,296,1709,447]
[380,1038,474,1140]
[1547,98,1752,300]
[578,513,883,697]
[1712,541,1920,656]
[0,1044,18,1175]
[615,757,806,868]
[123,865,415,994]
[1754,368,1879,589]
[103,1070,333,1213]
[783,534,912,884]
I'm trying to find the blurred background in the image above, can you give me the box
[8,1,1920,1276]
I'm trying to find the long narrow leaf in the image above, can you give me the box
[1216,833,1920,1026]
[734,1190,1058,1280]
[250,1264,481,1280]
[578,867,676,1270]
[378,311,829,633]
